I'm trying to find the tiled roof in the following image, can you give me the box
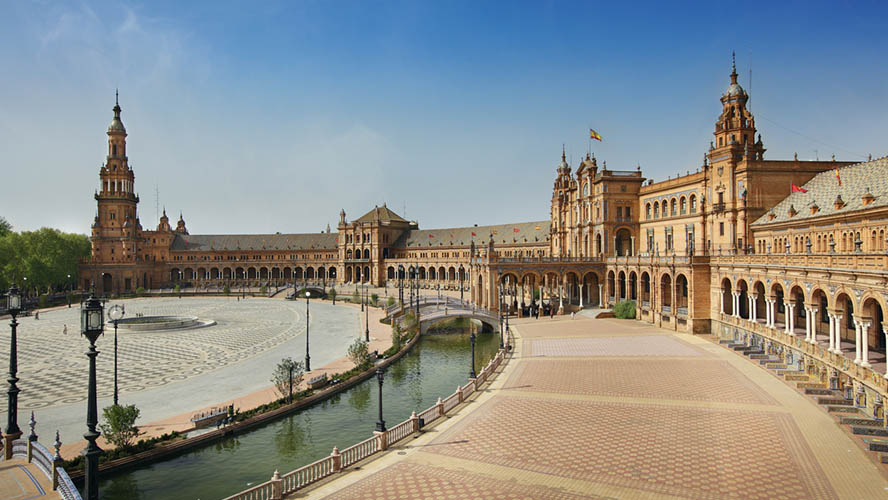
[171,233,337,252]
[392,221,551,248]
[355,205,408,223]
[752,156,888,226]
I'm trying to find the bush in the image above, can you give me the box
[328,288,336,301]
[99,404,142,449]
[271,358,304,399]
[386,296,395,308]
[347,338,370,369]
[38,294,49,308]
[260,285,267,294]
[174,284,181,293]
[135,286,145,296]
[613,300,636,319]
[371,293,378,306]
[352,290,360,303]
[223,284,230,295]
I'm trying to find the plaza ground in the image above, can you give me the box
[302,313,888,499]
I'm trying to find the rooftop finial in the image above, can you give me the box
[115,88,119,106]
[731,51,736,73]
[562,144,566,162]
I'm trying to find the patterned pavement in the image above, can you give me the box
[304,316,888,500]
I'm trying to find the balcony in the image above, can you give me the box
[712,202,726,213]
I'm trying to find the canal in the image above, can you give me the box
[93,328,500,499]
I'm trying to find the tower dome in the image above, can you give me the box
[108,90,126,133]
[723,52,746,98]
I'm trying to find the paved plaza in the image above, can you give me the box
[304,315,888,499]
[0,296,363,455]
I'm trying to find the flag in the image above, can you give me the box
[471,232,476,237]
[492,229,498,234]
[428,234,434,238]
[835,167,842,186]
[590,128,602,141]
[513,228,520,233]
[791,184,808,193]
[535,225,541,230]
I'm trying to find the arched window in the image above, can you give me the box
[670,199,677,216]
[661,200,667,217]
[653,203,659,218]
[646,203,652,219]
[583,183,589,196]
[690,195,697,213]
[679,197,687,214]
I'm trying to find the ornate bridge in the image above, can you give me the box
[388,297,501,334]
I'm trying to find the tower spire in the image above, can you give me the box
[562,144,566,162]
[730,51,738,84]
[115,88,119,106]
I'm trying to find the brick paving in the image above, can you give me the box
[530,335,704,357]
[305,316,888,500]
[505,358,778,405]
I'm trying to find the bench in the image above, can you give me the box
[307,373,328,390]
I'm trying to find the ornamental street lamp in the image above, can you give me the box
[304,290,311,372]
[5,283,23,458]
[460,268,464,302]
[67,274,72,308]
[80,292,105,500]
[469,332,477,379]
[499,287,505,349]
[375,368,386,432]
[108,304,125,407]
[288,363,294,403]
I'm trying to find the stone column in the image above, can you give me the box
[854,319,862,365]
[786,304,795,335]
[630,236,635,256]
[810,308,818,344]
[734,292,741,318]
[719,290,725,315]
[599,284,604,308]
[827,313,835,352]
[884,327,888,378]
[750,295,757,322]
[579,285,583,308]
[861,320,872,368]
[804,308,812,342]
[834,313,843,354]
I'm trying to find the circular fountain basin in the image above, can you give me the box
[113,315,216,331]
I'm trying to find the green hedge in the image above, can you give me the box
[613,300,636,319]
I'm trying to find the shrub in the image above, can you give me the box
[260,285,267,294]
[99,404,142,449]
[352,290,360,303]
[386,296,395,308]
[613,300,636,319]
[135,286,145,296]
[38,294,49,308]
[271,358,304,399]
[347,338,370,369]
[328,288,336,301]
[371,293,378,306]
[223,284,230,295]
[174,284,181,293]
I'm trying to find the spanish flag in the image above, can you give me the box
[835,167,842,186]
[791,184,808,193]
[590,129,602,141]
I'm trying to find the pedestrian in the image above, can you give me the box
[571,311,575,320]
[63,324,67,335]
[35,311,39,320]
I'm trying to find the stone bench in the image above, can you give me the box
[307,374,328,390]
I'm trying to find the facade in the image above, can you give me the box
[79,60,888,415]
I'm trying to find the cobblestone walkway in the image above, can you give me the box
[303,316,888,499]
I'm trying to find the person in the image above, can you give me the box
[571,311,575,320]
[63,324,67,335]
[34,311,39,320]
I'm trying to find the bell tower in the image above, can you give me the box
[92,92,141,264]
[711,52,761,157]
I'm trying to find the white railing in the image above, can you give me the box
[386,419,414,445]
[56,467,80,500]
[340,436,379,468]
[225,347,510,499]
[281,456,335,494]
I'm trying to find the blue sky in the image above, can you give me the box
[1,1,886,235]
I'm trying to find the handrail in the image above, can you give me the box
[220,479,275,500]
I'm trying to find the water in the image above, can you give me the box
[93,329,500,500]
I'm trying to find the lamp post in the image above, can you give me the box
[499,287,505,349]
[304,290,311,372]
[460,267,464,302]
[67,274,72,308]
[365,283,370,343]
[469,332,476,379]
[80,291,105,500]
[288,363,294,403]
[398,266,404,306]
[108,304,125,406]
[361,281,365,312]
[5,283,23,458]
[375,368,386,432]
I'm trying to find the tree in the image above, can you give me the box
[386,296,395,307]
[328,288,336,302]
[352,290,360,303]
[223,284,230,295]
[0,227,90,292]
[347,338,370,369]
[391,321,403,351]
[0,217,10,237]
[370,293,379,306]
[271,357,304,399]
[99,404,142,449]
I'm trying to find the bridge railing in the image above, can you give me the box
[224,347,511,499]
[6,416,83,500]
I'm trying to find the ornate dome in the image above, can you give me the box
[724,83,746,97]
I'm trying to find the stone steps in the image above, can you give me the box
[852,425,888,438]
[827,405,861,414]
[840,416,881,427]
[796,382,827,390]
[783,373,810,381]
[804,387,834,396]
[749,353,771,359]
[818,396,854,406]
[863,438,888,453]
[765,362,787,369]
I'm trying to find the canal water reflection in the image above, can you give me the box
[94,328,500,500]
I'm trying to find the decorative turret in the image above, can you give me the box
[711,52,762,159]
[176,212,188,234]
[157,208,171,232]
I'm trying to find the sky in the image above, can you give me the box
[1,0,886,235]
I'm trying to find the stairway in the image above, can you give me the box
[714,337,888,467]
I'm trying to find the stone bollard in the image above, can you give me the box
[375,430,388,451]
[457,385,464,404]
[470,377,478,392]
[330,447,341,473]
[270,470,283,500]
[410,411,420,437]
[52,430,62,491]
[436,397,444,418]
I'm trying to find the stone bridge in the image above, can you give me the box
[388,297,500,334]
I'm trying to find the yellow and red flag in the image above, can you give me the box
[590,128,602,141]
[835,167,842,186]
[791,184,808,193]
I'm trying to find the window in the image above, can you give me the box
[625,206,630,218]
[680,197,687,214]
[617,207,622,218]
[646,203,652,219]
[690,195,697,213]
[719,222,724,236]
[620,185,626,192]
[653,204,659,218]
[671,199,677,216]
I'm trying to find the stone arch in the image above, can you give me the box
[329,267,337,280]
[615,228,632,256]
[363,266,370,283]
[834,290,856,345]
[659,273,673,311]
[448,266,456,281]
[438,266,446,281]
[628,271,638,301]
[736,279,749,319]
[606,270,616,304]
[721,277,733,316]
[752,280,767,322]
[565,271,580,306]
[345,267,352,282]
[582,272,600,306]
[283,267,292,280]
[675,273,689,313]
[363,248,370,259]
[387,266,395,280]
[861,295,887,356]
[618,270,627,300]
[810,287,829,340]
